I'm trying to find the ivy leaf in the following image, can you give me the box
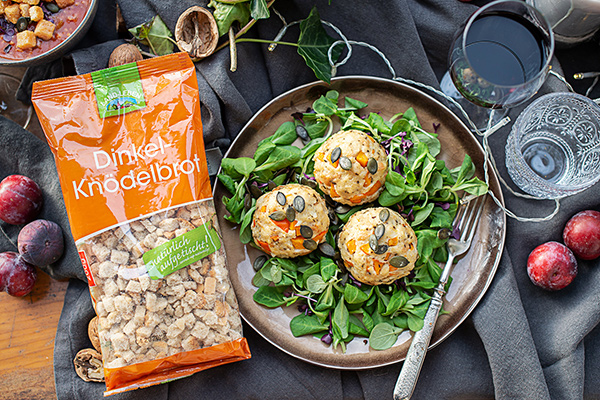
[129,16,174,56]
[209,0,251,36]
[297,7,343,83]
[250,0,270,20]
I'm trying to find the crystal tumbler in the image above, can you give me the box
[505,92,600,199]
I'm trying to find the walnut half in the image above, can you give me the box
[74,349,105,383]
[88,316,101,353]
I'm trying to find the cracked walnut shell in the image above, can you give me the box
[175,6,219,60]
[74,349,105,383]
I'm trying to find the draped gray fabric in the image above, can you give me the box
[2,0,600,398]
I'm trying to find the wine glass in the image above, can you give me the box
[440,0,554,131]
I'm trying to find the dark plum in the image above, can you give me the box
[563,210,600,260]
[527,241,577,291]
[0,175,43,225]
[0,251,37,297]
[18,219,64,266]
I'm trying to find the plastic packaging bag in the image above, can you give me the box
[32,52,251,396]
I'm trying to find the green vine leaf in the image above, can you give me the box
[250,0,270,20]
[297,7,343,83]
[128,15,174,56]
[209,0,251,37]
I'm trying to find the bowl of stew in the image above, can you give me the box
[0,0,98,66]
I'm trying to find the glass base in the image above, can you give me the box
[0,73,32,129]
[440,71,507,133]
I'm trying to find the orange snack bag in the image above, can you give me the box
[32,53,251,396]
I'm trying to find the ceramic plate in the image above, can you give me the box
[213,76,506,369]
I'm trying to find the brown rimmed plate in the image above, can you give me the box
[213,76,506,369]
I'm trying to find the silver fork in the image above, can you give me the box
[393,194,486,400]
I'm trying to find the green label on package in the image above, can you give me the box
[91,62,146,118]
[143,222,221,280]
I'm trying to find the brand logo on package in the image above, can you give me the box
[91,62,146,118]
[78,250,96,287]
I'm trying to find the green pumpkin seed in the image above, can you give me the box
[269,211,286,221]
[437,228,452,240]
[16,17,29,32]
[390,255,409,268]
[369,234,378,252]
[293,195,305,212]
[335,204,351,214]
[366,157,378,174]
[375,244,388,255]
[276,191,286,206]
[318,242,336,257]
[285,206,296,222]
[46,2,60,12]
[303,239,318,251]
[330,147,341,163]
[244,193,252,211]
[296,125,310,141]
[300,225,313,239]
[249,185,263,199]
[374,224,385,240]
[339,156,352,170]
[253,255,268,271]
[379,208,390,222]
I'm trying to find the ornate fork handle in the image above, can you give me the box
[393,282,446,400]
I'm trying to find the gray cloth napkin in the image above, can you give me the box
[3,0,600,399]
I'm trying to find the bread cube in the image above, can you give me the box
[34,19,55,40]
[18,3,29,17]
[0,0,10,15]
[4,3,20,24]
[25,0,40,5]
[29,5,43,21]
[54,0,73,7]
[16,30,37,49]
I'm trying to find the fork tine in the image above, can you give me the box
[460,195,486,244]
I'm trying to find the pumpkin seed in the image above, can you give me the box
[269,211,286,221]
[303,239,318,251]
[16,17,29,32]
[318,242,336,257]
[375,244,389,255]
[369,234,378,252]
[379,208,390,222]
[339,156,352,170]
[374,224,385,240]
[276,191,286,206]
[306,179,318,189]
[300,225,313,239]
[390,255,409,268]
[249,184,263,199]
[46,2,60,12]
[367,157,378,174]
[285,206,296,222]
[253,255,268,271]
[328,209,339,225]
[340,273,349,286]
[295,125,310,141]
[330,147,341,163]
[244,193,252,211]
[293,195,305,212]
[437,228,452,240]
[267,180,277,191]
[335,204,351,214]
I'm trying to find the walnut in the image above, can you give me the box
[88,316,101,353]
[73,349,104,383]
[175,6,219,60]
[108,44,143,68]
